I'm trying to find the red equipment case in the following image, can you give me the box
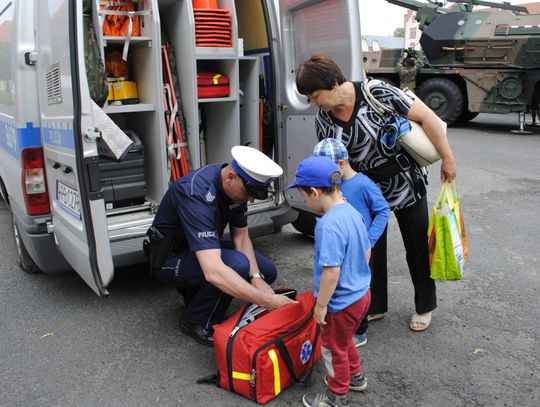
[197,71,230,98]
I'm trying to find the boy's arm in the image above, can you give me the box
[364,180,391,247]
[314,266,340,325]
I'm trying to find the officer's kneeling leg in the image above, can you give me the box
[252,251,277,284]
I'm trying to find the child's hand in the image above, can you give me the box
[314,303,327,325]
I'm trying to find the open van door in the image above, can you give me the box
[35,0,113,295]
[268,0,363,213]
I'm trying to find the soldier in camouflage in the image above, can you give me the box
[397,51,422,92]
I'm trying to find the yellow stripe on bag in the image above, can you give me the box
[232,371,252,381]
[268,349,281,395]
[212,74,222,85]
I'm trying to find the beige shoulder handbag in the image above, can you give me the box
[362,80,444,167]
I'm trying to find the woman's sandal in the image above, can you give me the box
[410,312,432,332]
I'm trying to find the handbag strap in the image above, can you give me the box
[361,80,395,117]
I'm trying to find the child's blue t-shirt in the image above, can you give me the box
[313,202,371,313]
[341,173,390,248]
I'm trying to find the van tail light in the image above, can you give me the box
[21,147,50,215]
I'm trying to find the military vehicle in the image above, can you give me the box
[363,0,540,129]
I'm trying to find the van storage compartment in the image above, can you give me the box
[99,130,146,209]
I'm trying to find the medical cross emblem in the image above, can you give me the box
[300,340,312,365]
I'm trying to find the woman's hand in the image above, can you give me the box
[440,155,457,182]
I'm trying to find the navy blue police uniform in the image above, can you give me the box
[151,163,277,333]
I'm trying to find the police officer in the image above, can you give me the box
[146,146,294,346]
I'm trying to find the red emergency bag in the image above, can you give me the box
[197,71,230,98]
[212,291,321,404]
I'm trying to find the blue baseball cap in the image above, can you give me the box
[312,138,349,162]
[286,156,341,190]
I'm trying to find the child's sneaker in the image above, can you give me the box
[302,390,350,407]
[323,372,368,392]
[353,333,367,347]
[349,372,368,392]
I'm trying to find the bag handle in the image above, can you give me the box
[441,181,458,205]
[361,80,395,117]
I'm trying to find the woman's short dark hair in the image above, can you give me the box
[296,53,347,96]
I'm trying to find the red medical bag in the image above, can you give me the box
[197,71,230,98]
[212,291,321,404]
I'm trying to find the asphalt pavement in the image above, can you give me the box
[0,113,539,407]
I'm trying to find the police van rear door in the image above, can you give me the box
[271,0,363,213]
[35,0,113,295]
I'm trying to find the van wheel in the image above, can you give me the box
[12,215,41,273]
[291,212,317,238]
[416,78,464,125]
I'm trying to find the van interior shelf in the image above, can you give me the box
[103,36,153,48]
[103,103,156,114]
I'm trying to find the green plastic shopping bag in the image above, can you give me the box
[428,182,468,280]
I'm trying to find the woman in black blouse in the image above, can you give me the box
[296,53,457,332]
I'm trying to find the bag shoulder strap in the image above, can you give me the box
[361,80,394,117]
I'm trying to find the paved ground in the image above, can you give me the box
[0,113,539,406]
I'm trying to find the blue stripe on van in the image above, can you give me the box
[43,127,75,149]
[0,121,41,162]
[19,122,41,147]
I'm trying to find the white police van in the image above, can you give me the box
[0,0,361,295]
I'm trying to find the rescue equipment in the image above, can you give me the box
[197,72,230,98]
[193,8,232,48]
[211,291,321,404]
[98,130,146,210]
[162,44,191,180]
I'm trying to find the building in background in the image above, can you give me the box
[403,9,421,50]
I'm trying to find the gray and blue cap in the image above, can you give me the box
[312,138,349,163]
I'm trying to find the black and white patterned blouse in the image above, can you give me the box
[315,80,428,211]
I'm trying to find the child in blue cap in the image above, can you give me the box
[287,156,371,407]
[312,138,390,347]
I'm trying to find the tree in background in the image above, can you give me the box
[393,27,404,37]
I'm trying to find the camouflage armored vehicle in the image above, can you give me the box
[363,0,540,127]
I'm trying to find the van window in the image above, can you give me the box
[0,1,14,106]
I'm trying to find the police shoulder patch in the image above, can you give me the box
[206,189,216,202]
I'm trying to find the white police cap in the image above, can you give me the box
[231,146,283,185]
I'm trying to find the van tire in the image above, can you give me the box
[12,215,41,273]
[291,212,317,238]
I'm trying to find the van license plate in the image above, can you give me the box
[56,181,81,219]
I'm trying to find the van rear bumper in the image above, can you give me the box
[8,197,70,272]
[110,201,297,269]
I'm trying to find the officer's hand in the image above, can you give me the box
[251,277,274,296]
[264,293,295,311]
